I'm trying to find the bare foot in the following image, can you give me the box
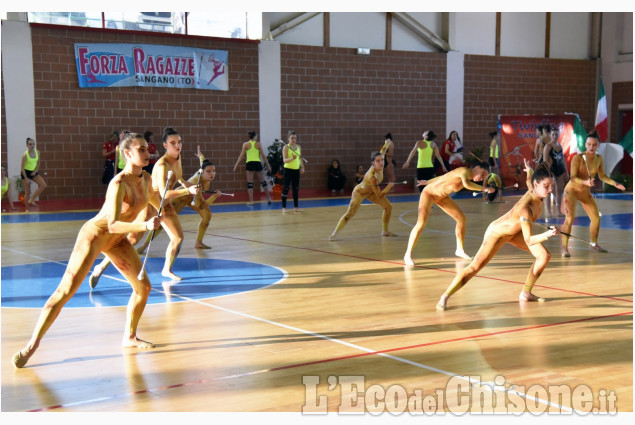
[28,200,38,207]
[381,231,396,237]
[436,295,448,311]
[404,255,415,266]
[455,249,472,260]
[519,291,546,302]
[122,336,155,349]
[589,243,608,253]
[247,202,254,206]
[560,247,570,257]
[89,271,101,289]
[194,242,211,249]
[162,270,182,281]
[12,350,31,368]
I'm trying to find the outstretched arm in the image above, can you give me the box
[596,156,626,190]
[520,209,558,246]
[461,170,491,192]
[402,143,418,168]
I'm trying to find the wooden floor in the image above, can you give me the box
[1,192,632,415]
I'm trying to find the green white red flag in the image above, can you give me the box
[594,79,608,141]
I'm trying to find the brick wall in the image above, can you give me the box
[280,45,447,189]
[464,55,597,155]
[1,24,605,200]
[4,24,260,200]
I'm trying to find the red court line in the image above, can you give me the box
[27,309,632,412]
[269,310,634,372]
[211,233,634,304]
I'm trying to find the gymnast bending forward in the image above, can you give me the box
[436,163,558,311]
[403,162,493,266]
[12,132,163,368]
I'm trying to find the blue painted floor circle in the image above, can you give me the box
[1,257,286,308]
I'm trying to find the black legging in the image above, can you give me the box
[281,168,300,208]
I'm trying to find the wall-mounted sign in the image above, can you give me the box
[74,43,229,90]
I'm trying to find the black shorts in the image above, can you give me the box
[487,187,499,202]
[246,161,263,172]
[416,167,436,181]
[21,170,38,180]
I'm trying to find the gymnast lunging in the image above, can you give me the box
[88,148,220,288]
[403,162,494,266]
[12,133,163,368]
[89,128,198,284]
[329,151,395,240]
[436,161,558,311]
[560,131,625,257]
[138,148,220,251]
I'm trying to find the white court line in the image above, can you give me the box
[2,232,585,413]
[147,286,578,413]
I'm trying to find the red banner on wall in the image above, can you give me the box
[498,114,583,188]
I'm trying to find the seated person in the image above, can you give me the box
[328,159,346,193]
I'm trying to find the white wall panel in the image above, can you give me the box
[500,12,546,58]
[550,12,591,59]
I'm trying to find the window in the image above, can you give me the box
[25,12,261,39]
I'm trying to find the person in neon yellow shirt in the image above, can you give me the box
[1,165,18,211]
[20,137,48,210]
[233,131,272,206]
[281,130,305,213]
[402,130,447,192]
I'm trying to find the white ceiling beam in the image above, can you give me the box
[393,12,451,52]
[269,12,321,39]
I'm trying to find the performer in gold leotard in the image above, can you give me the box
[329,151,395,240]
[12,133,163,368]
[560,131,625,256]
[436,162,558,311]
[403,162,493,266]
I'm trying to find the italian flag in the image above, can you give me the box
[619,126,633,157]
[594,79,608,142]
[569,114,588,155]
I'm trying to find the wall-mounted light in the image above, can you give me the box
[357,47,370,55]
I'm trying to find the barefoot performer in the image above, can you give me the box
[435,164,558,311]
[403,162,493,266]
[12,133,164,368]
[149,127,199,280]
[88,128,199,285]
[329,151,395,240]
[138,147,220,251]
[88,148,219,288]
[560,131,625,256]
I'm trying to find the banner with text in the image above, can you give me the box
[497,114,585,188]
[74,43,229,90]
